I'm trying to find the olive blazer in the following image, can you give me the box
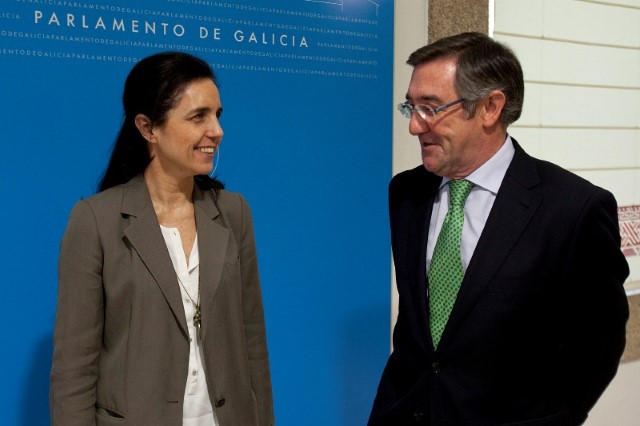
[50,175,274,425]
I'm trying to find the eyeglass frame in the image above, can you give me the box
[397,98,466,122]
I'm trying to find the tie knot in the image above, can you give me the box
[448,179,474,207]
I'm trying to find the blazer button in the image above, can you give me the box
[215,398,225,408]
[431,362,441,374]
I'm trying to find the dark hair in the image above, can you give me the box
[407,32,524,127]
[98,51,224,193]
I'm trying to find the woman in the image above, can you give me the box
[50,52,274,425]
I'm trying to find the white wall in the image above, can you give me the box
[586,360,640,425]
[390,1,428,348]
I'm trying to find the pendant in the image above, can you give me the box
[193,308,202,340]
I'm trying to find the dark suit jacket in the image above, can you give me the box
[50,175,274,425]
[369,140,629,426]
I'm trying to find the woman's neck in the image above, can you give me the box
[144,168,198,258]
[144,168,195,222]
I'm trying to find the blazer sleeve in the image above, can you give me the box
[235,194,275,426]
[50,200,103,426]
[559,188,629,424]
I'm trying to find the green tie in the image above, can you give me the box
[428,179,474,348]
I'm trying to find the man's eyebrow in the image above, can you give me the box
[405,94,440,103]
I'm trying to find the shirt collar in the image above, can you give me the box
[440,135,515,195]
[188,234,200,273]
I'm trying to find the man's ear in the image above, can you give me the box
[134,114,155,143]
[481,90,506,128]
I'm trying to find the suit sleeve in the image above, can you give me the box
[237,195,275,426]
[560,188,629,424]
[50,200,103,425]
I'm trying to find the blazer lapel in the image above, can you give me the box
[121,175,189,336]
[438,141,543,348]
[193,185,229,341]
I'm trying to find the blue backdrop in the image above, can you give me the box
[0,1,393,424]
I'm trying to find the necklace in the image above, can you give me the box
[176,268,201,341]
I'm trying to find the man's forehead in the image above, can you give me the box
[407,59,457,101]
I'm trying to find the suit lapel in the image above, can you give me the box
[193,185,229,341]
[438,141,543,348]
[121,176,189,336]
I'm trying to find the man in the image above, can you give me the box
[369,32,629,426]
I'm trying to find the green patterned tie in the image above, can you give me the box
[428,179,474,348]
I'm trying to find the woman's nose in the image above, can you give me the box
[208,117,224,138]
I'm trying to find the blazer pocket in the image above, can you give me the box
[95,406,125,424]
[487,272,552,295]
[498,409,570,425]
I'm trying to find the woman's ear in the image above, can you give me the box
[134,114,155,143]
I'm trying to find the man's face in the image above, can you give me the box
[405,57,485,179]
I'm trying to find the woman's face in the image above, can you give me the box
[147,78,223,180]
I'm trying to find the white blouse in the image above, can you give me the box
[160,225,219,426]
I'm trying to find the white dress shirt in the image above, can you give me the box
[426,136,516,275]
[160,226,219,426]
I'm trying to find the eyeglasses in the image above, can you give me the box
[397,98,465,122]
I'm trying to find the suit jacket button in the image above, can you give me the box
[432,362,441,373]
[215,398,225,408]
